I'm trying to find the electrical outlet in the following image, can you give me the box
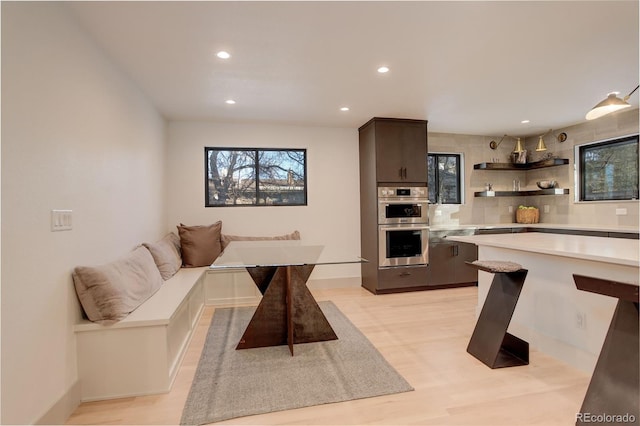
[616,208,627,216]
[508,205,513,213]
[575,311,586,330]
[51,210,73,231]
[544,205,550,213]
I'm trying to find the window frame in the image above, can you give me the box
[574,134,639,203]
[204,147,308,207]
[427,152,464,205]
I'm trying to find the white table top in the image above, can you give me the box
[448,232,640,267]
[211,240,366,269]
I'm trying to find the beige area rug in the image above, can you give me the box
[180,301,413,425]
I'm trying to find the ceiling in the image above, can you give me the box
[67,1,639,137]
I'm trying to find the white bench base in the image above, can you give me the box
[74,267,206,402]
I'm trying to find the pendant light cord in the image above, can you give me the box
[625,85,639,100]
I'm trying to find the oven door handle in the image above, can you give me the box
[378,199,427,205]
[379,225,429,232]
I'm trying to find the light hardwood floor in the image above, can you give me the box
[66,286,590,425]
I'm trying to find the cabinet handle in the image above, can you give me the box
[399,168,403,179]
[399,271,411,277]
[452,245,459,256]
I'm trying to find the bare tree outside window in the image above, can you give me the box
[428,153,462,204]
[206,148,307,206]
[579,135,639,201]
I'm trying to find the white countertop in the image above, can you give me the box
[448,232,640,267]
[430,223,639,233]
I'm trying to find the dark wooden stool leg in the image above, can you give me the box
[573,274,639,425]
[576,300,639,425]
[467,269,529,368]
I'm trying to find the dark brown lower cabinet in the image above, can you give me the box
[376,265,429,292]
[427,230,478,286]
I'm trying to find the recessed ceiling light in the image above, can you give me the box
[521,120,530,124]
[340,107,350,112]
[225,99,236,105]
[377,66,390,74]
[217,51,231,59]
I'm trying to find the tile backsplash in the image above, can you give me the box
[428,108,639,228]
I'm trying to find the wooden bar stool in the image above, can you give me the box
[573,274,639,426]
[465,260,529,368]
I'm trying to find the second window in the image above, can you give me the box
[428,153,462,204]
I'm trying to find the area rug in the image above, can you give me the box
[180,301,413,425]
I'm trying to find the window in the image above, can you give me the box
[428,153,462,204]
[577,134,639,201]
[205,148,307,206]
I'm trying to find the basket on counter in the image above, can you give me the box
[516,207,540,224]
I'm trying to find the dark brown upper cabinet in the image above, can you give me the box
[359,118,428,184]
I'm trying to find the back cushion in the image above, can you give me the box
[143,232,182,280]
[72,246,164,324]
[177,221,223,267]
[221,230,301,250]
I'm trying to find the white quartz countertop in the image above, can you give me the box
[430,223,639,233]
[447,232,640,267]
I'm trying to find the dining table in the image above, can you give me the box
[210,240,366,355]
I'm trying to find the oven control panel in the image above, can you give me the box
[378,186,427,199]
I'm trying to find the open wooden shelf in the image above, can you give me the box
[474,158,570,170]
[474,188,570,197]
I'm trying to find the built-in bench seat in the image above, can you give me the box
[72,226,300,402]
[74,267,207,401]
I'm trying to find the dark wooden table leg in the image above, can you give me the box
[286,266,294,356]
[466,269,529,368]
[573,275,639,425]
[237,264,338,355]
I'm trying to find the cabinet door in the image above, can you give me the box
[375,120,427,183]
[427,241,459,285]
[454,242,478,284]
[427,240,478,286]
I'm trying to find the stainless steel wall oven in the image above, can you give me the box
[378,186,429,268]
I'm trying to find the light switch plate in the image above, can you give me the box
[615,208,628,216]
[51,210,73,231]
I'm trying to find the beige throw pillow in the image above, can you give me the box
[143,232,182,280]
[177,221,223,267]
[72,246,164,324]
[221,230,301,250]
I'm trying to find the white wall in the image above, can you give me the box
[1,3,166,424]
[166,121,361,280]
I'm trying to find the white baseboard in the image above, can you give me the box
[35,379,81,425]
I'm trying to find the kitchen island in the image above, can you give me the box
[447,232,639,373]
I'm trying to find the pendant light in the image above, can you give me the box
[586,85,639,120]
[489,135,524,152]
[535,129,553,152]
[513,137,524,153]
[535,136,547,152]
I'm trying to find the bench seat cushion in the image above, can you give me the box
[72,246,164,324]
